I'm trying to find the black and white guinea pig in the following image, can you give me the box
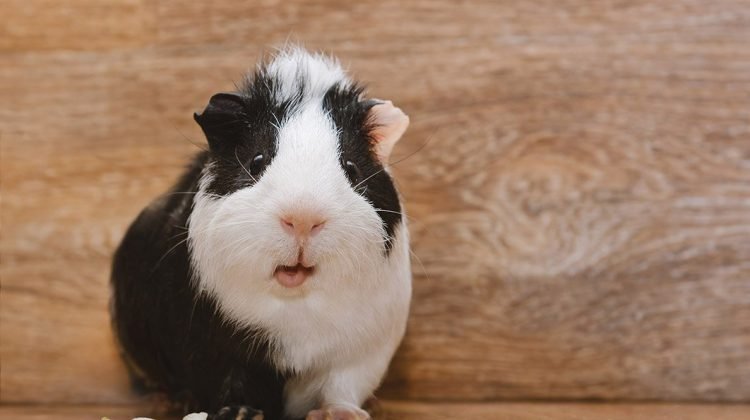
[110,47,412,420]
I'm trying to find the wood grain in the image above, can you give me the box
[3,402,750,420]
[0,0,156,52]
[2,0,750,405]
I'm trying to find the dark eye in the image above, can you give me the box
[249,153,266,176]
[344,160,362,185]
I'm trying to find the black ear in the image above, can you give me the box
[194,92,247,152]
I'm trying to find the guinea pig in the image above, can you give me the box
[110,47,412,420]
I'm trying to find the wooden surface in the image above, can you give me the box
[2,0,750,406]
[3,402,750,420]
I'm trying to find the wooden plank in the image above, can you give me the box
[2,402,750,420]
[382,401,750,420]
[2,0,750,405]
[1,0,156,52]
[0,405,161,420]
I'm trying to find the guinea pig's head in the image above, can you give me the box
[188,48,409,320]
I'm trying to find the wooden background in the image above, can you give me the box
[2,0,750,408]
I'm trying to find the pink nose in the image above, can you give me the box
[280,212,326,240]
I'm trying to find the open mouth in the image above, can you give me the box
[274,263,314,288]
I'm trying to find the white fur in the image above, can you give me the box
[188,50,411,418]
[266,47,350,105]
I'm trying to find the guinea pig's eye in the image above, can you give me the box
[249,153,266,176]
[344,160,362,185]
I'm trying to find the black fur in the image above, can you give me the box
[112,60,403,420]
[111,153,287,419]
[194,68,402,248]
[195,68,301,197]
[323,83,402,251]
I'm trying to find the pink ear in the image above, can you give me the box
[368,99,409,165]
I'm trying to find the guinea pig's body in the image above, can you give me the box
[111,48,411,420]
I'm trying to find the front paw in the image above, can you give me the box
[305,405,370,420]
[209,405,263,420]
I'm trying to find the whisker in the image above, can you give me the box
[374,208,402,216]
[353,168,383,191]
[374,208,416,223]
[409,248,431,283]
[162,191,226,201]
[352,135,434,191]
[166,230,190,242]
[189,219,265,239]
[149,237,191,276]
[235,147,258,184]
[389,135,435,168]
[174,126,209,153]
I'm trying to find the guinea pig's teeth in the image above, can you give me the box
[275,264,314,274]
[280,265,298,273]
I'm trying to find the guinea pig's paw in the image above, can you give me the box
[208,405,263,420]
[305,404,370,420]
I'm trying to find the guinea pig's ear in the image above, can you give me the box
[194,92,247,151]
[366,99,410,166]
